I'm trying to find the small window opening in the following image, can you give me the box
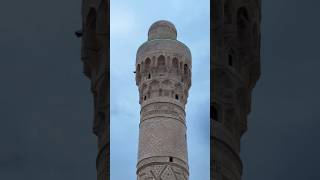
[148,73,151,79]
[169,157,173,162]
[144,96,146,101]
[228,54,233,66]
[184,64,188,75]
[175,94,179,100]
[211,105,218,121]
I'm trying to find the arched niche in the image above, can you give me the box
[184,64,188,75]
[224,0,232,24]
[172,57,179,68]
[145,58,151,69]
[237,6,251,42]
[157,55,166,66]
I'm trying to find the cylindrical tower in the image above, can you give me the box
[135,20,192,180]
[211,0,261,180]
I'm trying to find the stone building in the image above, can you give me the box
[211,0,261,180]
[79,0,109,180]
[135,21,192,180]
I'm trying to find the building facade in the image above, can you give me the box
[80,0,109,180]
[135,21,192,180]
[211,0,261,180]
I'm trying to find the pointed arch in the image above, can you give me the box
[172,57,179,68]
[157,55,166,66]
[237,7,250,41]
[145,57,151,69]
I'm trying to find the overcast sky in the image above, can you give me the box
[0,0,320,180]
[0,0,97,179]
[241,1,320,179]
[110,0,210,179]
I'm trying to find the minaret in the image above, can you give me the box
[135,20,192,180]
[211,0,261,180]
[80,0,109,179]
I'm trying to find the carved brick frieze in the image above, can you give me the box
[141,102,185,124]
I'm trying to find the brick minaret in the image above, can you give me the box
[135,20,192,180]
[211,0,261,180]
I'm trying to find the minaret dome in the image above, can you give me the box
[148,20,177,40]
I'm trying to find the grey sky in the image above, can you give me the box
[0,0,97,179]
[241,0,320,179]
[0,0,319,180]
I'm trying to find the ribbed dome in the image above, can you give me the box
[148,20,177,40]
